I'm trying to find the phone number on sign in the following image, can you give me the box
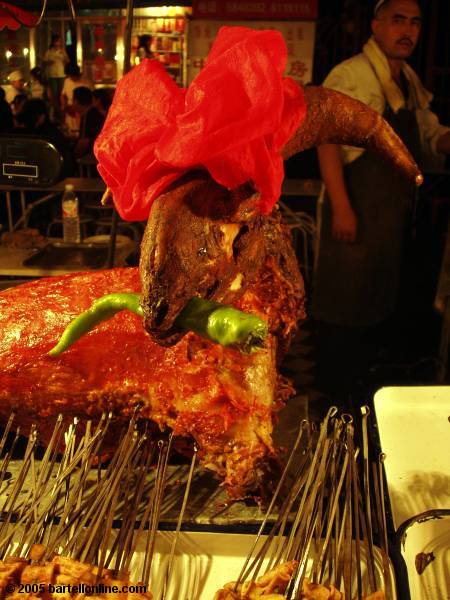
[3,583,149,595]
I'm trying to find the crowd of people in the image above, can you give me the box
[0,34,113,176]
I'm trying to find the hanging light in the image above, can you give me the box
[5,50,12,59]
[23,47,29,56]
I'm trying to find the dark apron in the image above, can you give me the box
[312,106,422,327]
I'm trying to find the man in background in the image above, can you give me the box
[3,70,26,105]
[72,86,104,159]
[61,64,93,137]
[313,0,450,403]
[0,88,13,131]
[43,34,69,121]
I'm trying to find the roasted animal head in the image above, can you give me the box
[140,175,266,344]
[140,86,422,344]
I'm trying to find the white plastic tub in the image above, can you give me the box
[374,386,450,600]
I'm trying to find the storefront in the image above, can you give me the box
[2,2,316,89]
[0,6,191,88]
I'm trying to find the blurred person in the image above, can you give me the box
[137,35,154,60]
[313,0,450,403]
[15,98,49,130]
[0,88,13,131]
[61,63,93,136]
[61,63,93,109]
[43,34,69,121]
[11,94,27,119]
[72,86,104,159]
[4,70,26,104]
[29,67,47,99]
[15,98,74,176]
[92,87,113,118]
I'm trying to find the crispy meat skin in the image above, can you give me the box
[0,224,304,497]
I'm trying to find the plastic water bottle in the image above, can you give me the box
[62,184,80,243]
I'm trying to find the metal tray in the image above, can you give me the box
[22,242,109,270]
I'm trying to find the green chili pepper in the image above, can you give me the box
[48,293,143,356]
[48,293,268,357]
[175,297,268,353]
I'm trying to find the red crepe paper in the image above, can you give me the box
[0,2,38,30]
[94,26,306,221]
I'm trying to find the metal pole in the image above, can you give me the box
[107,0,134,269]
[123,0,135,76]
[6,192,13,233]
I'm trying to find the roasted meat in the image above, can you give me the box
[0,211,303,498]
[139,86,422,344]
[140,181,301,351]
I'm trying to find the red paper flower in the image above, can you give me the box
[95,26,306,221]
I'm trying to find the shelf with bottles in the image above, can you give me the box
[133,17,186,36]
[152,50,181,66]
[149,32,183,38]
[131,14,187,85]
[151,35,183,53]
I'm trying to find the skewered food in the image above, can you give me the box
[214,560,297,599]
[214,570,385,599]
[301,579,385,599]
[0,548,152,600]
[214,410,392,600]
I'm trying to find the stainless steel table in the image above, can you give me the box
[0,240,134,278]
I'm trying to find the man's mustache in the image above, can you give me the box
[397,37,414,46]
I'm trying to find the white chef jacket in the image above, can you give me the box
[323,53,449,169]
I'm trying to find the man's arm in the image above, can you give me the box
[436,131,450,155]
[317,144,357,243]
[416,108,450,166]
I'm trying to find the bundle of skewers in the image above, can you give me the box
[0,407,396,600]
[215,407,393,600]
[0,410,197,600]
